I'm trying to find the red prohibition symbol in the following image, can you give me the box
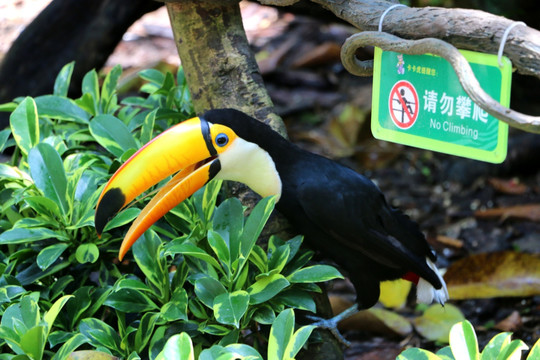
[388,80,419,129]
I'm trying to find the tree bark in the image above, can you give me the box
[165,0,285,135]
[262,0,540,79]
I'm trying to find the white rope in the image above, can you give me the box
[498,21,526,67]
[378,4,408,32]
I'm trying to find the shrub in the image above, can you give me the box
[0,63,342,359]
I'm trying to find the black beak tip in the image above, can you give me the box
[94,188,126,235]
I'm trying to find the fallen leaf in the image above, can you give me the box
[435,234,464,248]
[413,303,465,343]
[445,251,540,300]
[329,296,412,337]
[291,41,342,68]
[488,178,528,195]
[67,351,119,360]
[474,204,540,222]
[494,310,522,332]
[379,279,412,309]
[327,104,368,153]
[257,37,297,74]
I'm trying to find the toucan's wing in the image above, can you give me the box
[294,161,441,287]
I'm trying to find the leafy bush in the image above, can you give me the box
[0,63,342,359]
[398,320,540,360]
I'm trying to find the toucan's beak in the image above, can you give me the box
[95,117,225,260]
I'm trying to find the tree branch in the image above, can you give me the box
[262,0,540,79]
[341,32,540,133]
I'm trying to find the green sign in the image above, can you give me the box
[371,48,511,163]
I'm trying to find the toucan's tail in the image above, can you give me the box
[416,258,449,305]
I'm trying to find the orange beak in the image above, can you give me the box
[94,117,222,260]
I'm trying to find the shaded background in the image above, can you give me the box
[1,1,539,358]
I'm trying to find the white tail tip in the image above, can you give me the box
[416,258,449,305]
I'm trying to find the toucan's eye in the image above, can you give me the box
[215,133,229,147]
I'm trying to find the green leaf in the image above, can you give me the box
[247,273,289,304]
[1,295,40,331]
[102,207,141,232]
[288,265,343,283]
[50,275,74,301]
[0,128,11,152]
[115,278,153,293]
[527,338,540,360]
[37,243,69,270]
[240,196,276,259]
[139,69,165,86]
[140,109,157,144]
[213,197,244,260]
[28,143,69,216]
[268,244,290,273]
[201,179,222,224]
[53,61,75,97]
[268,308,295,360]
[0,325,24,354]
[155,333,194,360]
[213,291,250,328]
[134,312,160,353]
[101,65,122,111]
[161,288,188,322]
[481,332,511,360]
[10,97,39,156]
[273,289,316,312]
[35,95,90,123]
[249,245,268,274]
[286,324,316,359]
[0,285,25,305]
[82,69,100,107]
[200,324,231,336]
[194,277,227,308]
[51,333,88,360]
[449,320,479,360]
[0,101,17,112]
[397,348,442,360]
[208,230,230,268]
[24,195,62,219]
[79,318,123,355]
[16,260,71,286]
[75,243,100,264]
[20,325,46,360]
[132,231,168,299]
[166,243,222,271]
[497,339,529,360]
[89,115,138,157]
[436,347,456,360]
[44,295,73,336]
[105,288,159,313]
[0,163,31,181]
[251,304,276,325]
[0,227,68,245]
[222,344,263,360]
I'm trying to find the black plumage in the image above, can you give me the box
[202,109,445,309]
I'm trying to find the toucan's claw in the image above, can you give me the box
[305,304,359,347]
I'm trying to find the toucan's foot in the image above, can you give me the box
[306,304,359,347]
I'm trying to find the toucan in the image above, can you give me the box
[95,108,448,312]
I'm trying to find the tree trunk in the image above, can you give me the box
[165,0,285,135]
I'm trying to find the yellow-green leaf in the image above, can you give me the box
[379,279,412,309]
[414,303,465,343]
[445,251,540,300]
